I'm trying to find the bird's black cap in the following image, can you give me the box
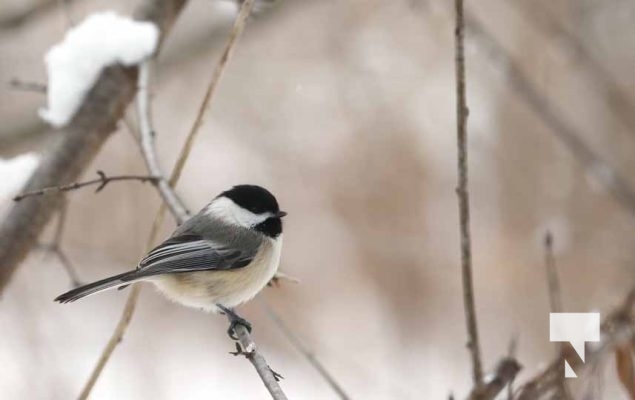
[219,185,281,215]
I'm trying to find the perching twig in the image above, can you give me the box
[454,0,483,388]
[228,316,289,400]
[260,300,351,400]
[8,78,47,93]
[149,0,256,240]
[13,171,159,201]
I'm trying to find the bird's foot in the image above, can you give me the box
[217,304,252,340]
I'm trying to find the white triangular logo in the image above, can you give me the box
[564,360,577,378]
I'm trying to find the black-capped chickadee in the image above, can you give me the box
[56,185,286,336]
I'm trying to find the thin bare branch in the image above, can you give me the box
[53,246,82,288]
[136,61,190,224]
[56,0,75,27]
[229,318,288,400]
[260,300,350,400]
[36,200,83,287]
[510,2,635,141]
[8,78,47,94]
[464,10,635,218]
[467,358,522,400]
[13,171,159,201]
[454,0,483,388]
[149,0,256,238]
[543,232,574,400]
[0,0,77,30]
[49,201,82,287]
[78,284,142,400]
[544,231,564,315]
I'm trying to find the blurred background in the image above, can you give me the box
[1,0,635,398]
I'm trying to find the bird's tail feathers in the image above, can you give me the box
[55,270,140,303]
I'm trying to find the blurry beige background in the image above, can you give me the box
[1,0,635,398]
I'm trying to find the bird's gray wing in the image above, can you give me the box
[135,234,256,277]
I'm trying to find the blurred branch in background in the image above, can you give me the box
[0,0,76,31]
[260,300,351,399]
[8,78,47,94]
[464,9,635,218]
[453,0,484,389]
[466,358,521,400]
[543,232,564,315]
[542,232,572,400]
[37,199,83,288]
[0,0,187,294]
[510,1,635,140]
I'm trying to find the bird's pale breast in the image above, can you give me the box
[150,235,282,312]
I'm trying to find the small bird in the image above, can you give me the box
[56,185,286,337]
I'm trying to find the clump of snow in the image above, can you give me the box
[39,12,159,127]
[0,153,39,200]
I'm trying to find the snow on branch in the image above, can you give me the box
[40,12,159,127]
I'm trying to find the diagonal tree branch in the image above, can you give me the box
[0,0,188,294]
[148,0,257,240]
[136,63,190,224]
[509,2,635,141]
[77,284,142,400]
[260,300,350,399]
[464,9,635,218]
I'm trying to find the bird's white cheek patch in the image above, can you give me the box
[205,197,270,227]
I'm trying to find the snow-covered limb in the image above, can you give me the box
[0,0,187,294]
[40,12,159,127]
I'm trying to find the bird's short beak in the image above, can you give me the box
[274,211,288,218]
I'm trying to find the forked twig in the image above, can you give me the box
[13,171,159,201]
[8,78,47,93]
